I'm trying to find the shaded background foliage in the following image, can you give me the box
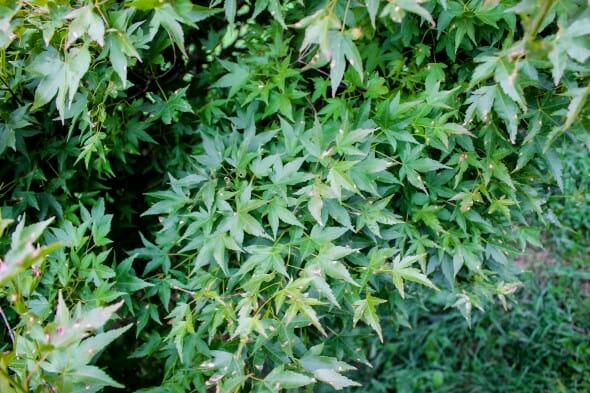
[0,0,589,391]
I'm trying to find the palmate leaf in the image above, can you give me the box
[300,346,359,389]
[300,348,348,369]
[166,302,196,357]
[211,60,250,97]
[409,157,450,173]
[306,244,360,287]
[494,58,525,110]
[49,294,126,349]
[549,12,590,84]
[352,294,386,342]
[469,55,524,143]
[400,144,449,174]
[562,84,590,132]
[413,204,444,233]
[68,365,124,389]
[77,325,133,364]
[543,148,564,191]
[297,12,363,96]
[151,4,189,56]
[465,85,495,122]
[63,46,90,108]
[486,159,515,190]
[106,30,141,87]
[238,210,272,240]
[29,45,90,121]
[0,217,62,287]
[309,275,340,307]
[324,199,354,231]
[267,200,304,238]
[298,9,338,53]
[142,175,194,216]
[231,298,268,340]
[356,195,403,237]
[470,55,499,88]
[306,181,337,226]
[253,0,287,28]
[0,215,13,238]
[65,5,105,47]
[238,244,288,277]
[327,160,359,199]
[389,253,438,298]
[381,0,436,27]
[326,31,364,96]
[279,278,327,336]
[284,293,327,336]
[0,123,16,155]
[336,127,376,155]
[141,87,194,125]
[493,87,520,143]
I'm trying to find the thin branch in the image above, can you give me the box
[25,351,49,388]
[341,0,352,33]
[0,304,15,345]
[0,75,24,106]
[525,0,552,42]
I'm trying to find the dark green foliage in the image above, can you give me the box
[0,0,589,391]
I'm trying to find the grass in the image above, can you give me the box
[350,251,590,392]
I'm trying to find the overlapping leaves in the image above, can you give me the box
[1,0,589,391]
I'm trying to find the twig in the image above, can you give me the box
[525,0,552,42]
[341,0,352,33]
[0,304,15,345]
[0,75,24,106]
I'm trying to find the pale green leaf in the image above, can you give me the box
[544,148,563,191]
[410,158,449,173]
[352,294,385,342]
[264,367,315,389]
[308,195,324,226]
[66,6,105,47]
[365,0,380,28]
[494,59,525,109]
[225,0,237,24]
[493,88,520,143]
[69,365,124,388]
[470,55,498,87]
[210,60,250,97]
[153,4,187,56]
[78,324,133,364]
[491,161,515,190]
[313,368,361,390]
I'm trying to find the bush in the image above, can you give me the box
[0,0,589,391]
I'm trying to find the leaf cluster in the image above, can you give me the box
[0,0,589,391]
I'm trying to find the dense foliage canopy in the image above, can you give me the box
[0,0,589,391]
